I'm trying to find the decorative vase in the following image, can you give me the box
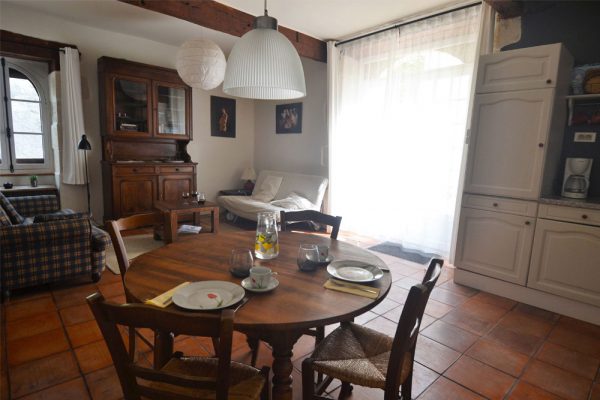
[255,212,279,259]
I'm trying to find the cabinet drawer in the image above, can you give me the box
[159,166,194,174]
[538,204,600,227]
[476,44,564,93]
[114,166,156,175]
[462,195,538,217]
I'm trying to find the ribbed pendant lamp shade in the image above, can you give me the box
[223,17,306,99]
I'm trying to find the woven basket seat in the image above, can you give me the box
[310,322,412,389]
[152,356,265,400]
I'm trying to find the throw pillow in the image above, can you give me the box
[270,192,314,210]
[251,175,283,203]
[0,192,25,224]
[0,206,11,226]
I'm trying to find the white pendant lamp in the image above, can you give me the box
[176,39,226,90]
[223,0,306,100]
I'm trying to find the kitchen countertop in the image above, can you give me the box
[539,196,600,211]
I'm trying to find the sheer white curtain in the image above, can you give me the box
[60,47,86,185]
[329,6,481,257]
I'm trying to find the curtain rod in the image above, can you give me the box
[335,1,481,47]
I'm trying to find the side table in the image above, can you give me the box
[154,200,219,244]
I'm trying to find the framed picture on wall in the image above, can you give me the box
[211,96,236,138]
[276,102,303,134]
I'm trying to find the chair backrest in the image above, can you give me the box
[280,210,342,239]
[106,212,163,278]
[385,258,443,392]
[87,292,235,400]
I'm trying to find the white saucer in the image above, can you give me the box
[241,277,279,293]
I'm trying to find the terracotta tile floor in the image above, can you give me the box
[1,230,600,400]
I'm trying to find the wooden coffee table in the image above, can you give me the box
[154,200,219,243]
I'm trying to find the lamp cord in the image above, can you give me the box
[264,0,268,16]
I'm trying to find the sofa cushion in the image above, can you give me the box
[254,170,328,206]
[0,192,25,224]
[251,175,283,202]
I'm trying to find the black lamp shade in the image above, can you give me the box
[78,135,91,151]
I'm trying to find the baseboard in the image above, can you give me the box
[454,269,600,325]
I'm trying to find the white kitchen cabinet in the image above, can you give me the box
[455,206,535,285]
[476,43,571,93]
[464,89,553,199]
[528,218,600,307]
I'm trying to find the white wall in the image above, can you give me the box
[254,58,328,177]
[0,2,255,218]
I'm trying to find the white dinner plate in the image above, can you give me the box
[327,260,384,283]
[172,281,245,310]
[241,277,280,293]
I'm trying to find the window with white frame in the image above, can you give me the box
[0,57,52,171]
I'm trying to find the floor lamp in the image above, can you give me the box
[78,134,91,215]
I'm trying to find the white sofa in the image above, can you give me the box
[217,170,328,221]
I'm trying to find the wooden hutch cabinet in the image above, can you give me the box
[99,57,196,220]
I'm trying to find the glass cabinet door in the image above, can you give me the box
[154,83,188,138]
[113,77,151,135]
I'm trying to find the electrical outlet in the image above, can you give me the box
[574,132,597,143]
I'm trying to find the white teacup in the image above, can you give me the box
[249,266,273,289]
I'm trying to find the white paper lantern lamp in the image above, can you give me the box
[176,39,226,90]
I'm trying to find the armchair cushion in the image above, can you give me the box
[34,211,87,223]
[0,192,25,224]
[0,206,11,226]
[91,226,111,252]
[7,194,60,217]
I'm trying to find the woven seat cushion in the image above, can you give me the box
[152,356,264,400]
[310,322,412,389]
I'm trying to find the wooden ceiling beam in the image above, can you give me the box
[117,0,327,62]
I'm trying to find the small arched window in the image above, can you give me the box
[9,67,45,163]
[1,58,50,170]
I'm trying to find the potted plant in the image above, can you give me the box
[30,175,38,187]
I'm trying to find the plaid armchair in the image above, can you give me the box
[0,193,110,299]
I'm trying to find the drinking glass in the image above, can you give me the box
[230,248,253,278]
[197,192,206,204]
[181,192,190,204]
[297,244,320,272]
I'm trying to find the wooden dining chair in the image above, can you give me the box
[87,292,270,400]
[106,212,164,361]
[280,210,342,239]
[301,258,444,400]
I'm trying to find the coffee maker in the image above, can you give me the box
[562,158,593,199]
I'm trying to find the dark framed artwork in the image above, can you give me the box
[276,102,303,134]
[211,96,236,138]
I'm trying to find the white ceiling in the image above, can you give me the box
[2,0,466,52]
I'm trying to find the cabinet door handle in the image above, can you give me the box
[538,143,544,148]
[132,168,138,172]
[582,214,588,219]
[175,168,180,171]
[492,202,498,207]
[525,221,531,225]
[546,79,552,84]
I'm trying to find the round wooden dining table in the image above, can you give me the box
[125,230,392,400]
